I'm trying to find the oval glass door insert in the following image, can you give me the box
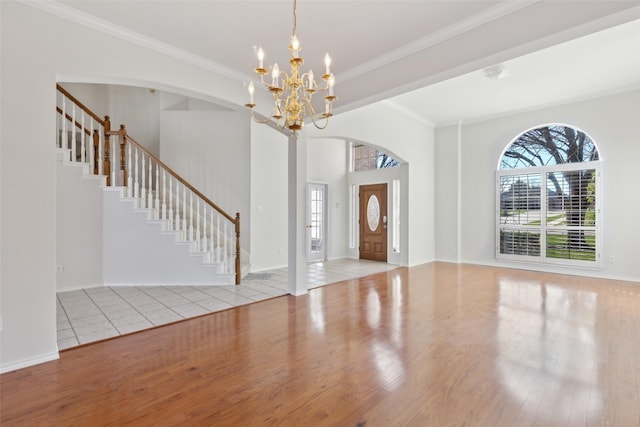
[367,195,380,231]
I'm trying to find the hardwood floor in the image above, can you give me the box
[2,262,639,426]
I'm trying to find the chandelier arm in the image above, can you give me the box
[278,71,292,86]
[303,98,330,130]
[249,107,270,124]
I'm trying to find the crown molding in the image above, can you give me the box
[340,0,538,83]
[382,100,435,128]
[17,0,253,84]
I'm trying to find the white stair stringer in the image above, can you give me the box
[103,188,235,286]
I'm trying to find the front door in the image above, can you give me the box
[307,183,327,262]
[359,183,387,261]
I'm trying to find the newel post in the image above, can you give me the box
[235,212,241,285]
[119,124,127,187]
[92,129,100,175]
[104,115,111,186]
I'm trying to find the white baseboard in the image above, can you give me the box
[0,351,59,374]
[433,258,640,284]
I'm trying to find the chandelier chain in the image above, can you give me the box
[292,0,297,37]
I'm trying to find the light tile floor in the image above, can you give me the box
[57,258,397,350]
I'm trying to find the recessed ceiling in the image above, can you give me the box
[38,1,640,125]
[390,18,640,126]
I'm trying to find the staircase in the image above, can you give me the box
[56,84,245,287]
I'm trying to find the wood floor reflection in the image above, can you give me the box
[2,262,639,426]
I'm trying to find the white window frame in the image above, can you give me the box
[496,162,602,269]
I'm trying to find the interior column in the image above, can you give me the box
[288,132,308,295]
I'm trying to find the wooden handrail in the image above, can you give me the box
[56,84,105,125]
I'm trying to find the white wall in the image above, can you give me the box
[56,155,104,291]
[448,90,640,282]
[0,1,249,372]
[250,123,288,271]
[434,124,461,263]
[1,2,59,371]
[160,111,251,250]
[309,101,436,266]
[107,86,161,156]
[307,138,349,261]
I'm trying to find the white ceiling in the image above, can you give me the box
[42,1,640,126]
[392,18,640,126]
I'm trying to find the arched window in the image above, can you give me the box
[497,124,601,267]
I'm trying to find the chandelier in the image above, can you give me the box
[245,0,336,133]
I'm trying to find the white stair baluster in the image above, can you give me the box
[202,205,208,259]
[195,199,200,251]
[56,96,61,147]
[88,117,95,174]
[126,143,132,196]
[110,138,116,187]
[56,106,59,146]
[98,126,104,176]
[224,221,228,273]
[167,175,173,230]
[80,111,86,164]
[210,210,215,264]
[161,171,167,220]
[216,215,221,264]
[61,95,66,149]
[188,193,194,242]
[71,104,77,162]
[175,182,181,232]
[148,158,153,214]
[133,148,139,198]
[182,188,187,239]
[140,154,146,207]
[155,164,160,219]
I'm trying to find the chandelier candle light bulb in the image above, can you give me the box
[257,47,265,70]
[272,63,280,88]
[308,70,314,90]
[324,53,331,77]
[245,0,337,133]
[248,81,255,105]
[292,36,300,57]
